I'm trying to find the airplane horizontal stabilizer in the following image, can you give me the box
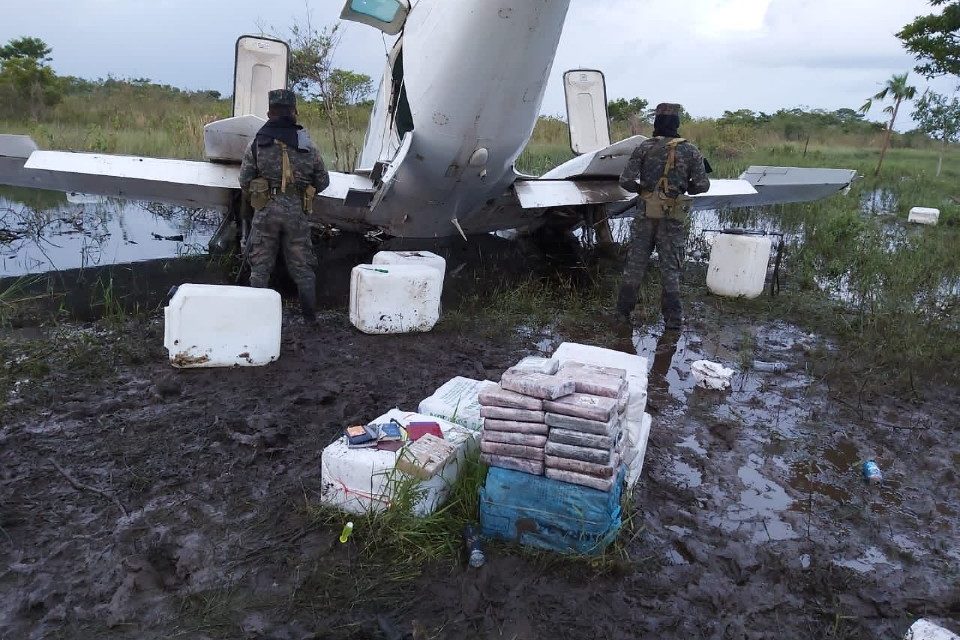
[539,135,646,180]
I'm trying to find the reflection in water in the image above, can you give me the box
[860,188,898,215]
[0,187,222,277]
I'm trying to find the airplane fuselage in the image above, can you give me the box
[356,0,572,238]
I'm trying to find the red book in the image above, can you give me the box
[405,421,443,441]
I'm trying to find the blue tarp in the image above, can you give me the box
[479,466,624,555]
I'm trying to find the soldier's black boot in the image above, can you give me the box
[662,292,683,331]
[616,283,639,321]
[299,288,318,326]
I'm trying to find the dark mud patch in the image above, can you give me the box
[1,303,959,638]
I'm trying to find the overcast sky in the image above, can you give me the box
[2,0,955,127]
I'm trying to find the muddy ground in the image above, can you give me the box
[1,278,959,639]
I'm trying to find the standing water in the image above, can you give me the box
[0,187,221,277]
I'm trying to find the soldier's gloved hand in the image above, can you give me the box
[616,284,639,320]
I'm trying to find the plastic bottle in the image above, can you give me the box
[862,461,882,484]
[752,360,789,374]
[339,521,354,543]
[464,525,485,568]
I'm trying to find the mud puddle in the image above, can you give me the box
[2,298,958,638]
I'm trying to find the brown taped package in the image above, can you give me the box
[548,427,614,450]
[483,419,550,435]
[500,369,576,400]
[542,393,617,422]
[480,405,546,422]
[545,468,614,491]
[478,381,543,410]
[481,453,544,476]
[558,362,627,398]
[544,440,610,465]
[482,429,548,448]
[481,440,545,461]
[544,412,619,436]
[545,451,620,478]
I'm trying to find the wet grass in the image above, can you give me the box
[305,451,487,568]
[0,276,43,326]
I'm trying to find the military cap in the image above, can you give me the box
[655,103,682,116]
[268,89,297,108]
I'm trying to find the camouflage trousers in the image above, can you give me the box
[621,215,688,323]
[245,199,317,291]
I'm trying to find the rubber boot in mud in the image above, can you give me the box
[299,287,318,326]
[662,292,683,331]
[617,283,639,321]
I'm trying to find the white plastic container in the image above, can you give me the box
[908,207,940,226]
[319,409,478,516]
[349,264,442,334]
[904,620,959,640]
[706,232,772,299]
[418,376,490,432]
[164,284,281,368]
[372,250,447,287]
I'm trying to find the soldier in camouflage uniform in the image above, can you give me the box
[239,89,330,323]
[617,103,710,330]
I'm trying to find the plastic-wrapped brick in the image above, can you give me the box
[544,441,611,464]
[483,419,549,435]
[500,369,575,400]
[478,381,544,411]
[545,452,620,478]
[480,406,545,422]
[545,412,619,435]
[558,362,627,398]
[481,454,544,476]
[481,440,545,460]
[548,427,615,450]
[543,393,618,422]
[545,468,615,491]
[482,430,548,447]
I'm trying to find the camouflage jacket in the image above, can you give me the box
[238,135,330,208]
[619,137,710,198]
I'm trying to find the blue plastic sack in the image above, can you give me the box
[479,466,624,555]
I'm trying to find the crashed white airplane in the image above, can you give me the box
[0,0,856,242]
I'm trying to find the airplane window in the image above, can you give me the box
[350,0,401,22]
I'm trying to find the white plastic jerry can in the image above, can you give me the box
[372,250,447,287]
[908,207,940,226]
[349,264,442,334]
[163,284,282,368]
[706,232,772,299]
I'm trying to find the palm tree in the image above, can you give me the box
[860,73,918,177]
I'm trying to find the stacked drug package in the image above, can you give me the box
[544,361,628,491]
[480,345,651,554]
[478,357,574,476]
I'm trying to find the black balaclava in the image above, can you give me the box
[653,113,681,138]
[256,107,302,149]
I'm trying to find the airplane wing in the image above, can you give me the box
[514,134,857,214]
[0,134,372,210]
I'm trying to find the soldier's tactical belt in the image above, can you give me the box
[247,179,316,215]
